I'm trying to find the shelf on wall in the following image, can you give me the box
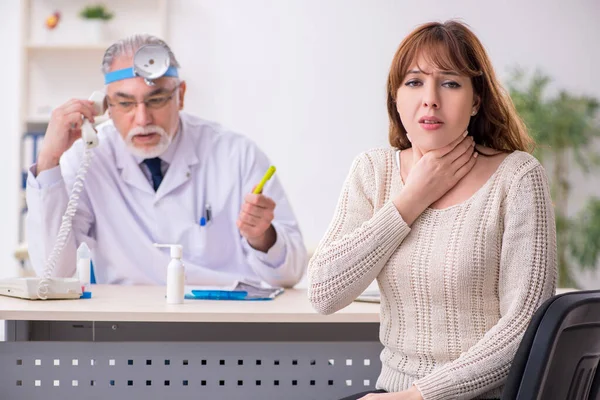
[26,115,110,125]
[26,116,50,124]
[27,43,111,51]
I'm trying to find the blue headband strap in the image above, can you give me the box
[104,66,178,84]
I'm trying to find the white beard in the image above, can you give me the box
[125,125,172,158]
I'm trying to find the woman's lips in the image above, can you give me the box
[419,122,444,131]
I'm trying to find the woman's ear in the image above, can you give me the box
[472,95,481,115]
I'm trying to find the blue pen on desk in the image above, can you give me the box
[187,290,248,300]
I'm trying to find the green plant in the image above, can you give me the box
[79,4,114,21]
[508,68,600,288]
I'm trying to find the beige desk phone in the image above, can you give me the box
[0,91,107,300]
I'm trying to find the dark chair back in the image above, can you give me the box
[502,290,600,400]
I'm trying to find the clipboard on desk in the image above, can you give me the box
[355,290,381,303]
[185,280,284,301]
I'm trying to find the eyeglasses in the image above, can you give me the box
[107,86,179,113]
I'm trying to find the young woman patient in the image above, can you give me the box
[308,20,557,400]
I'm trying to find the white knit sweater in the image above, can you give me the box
[308,148,557,400]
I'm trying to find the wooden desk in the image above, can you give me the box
[0,285,382,400]
[0,284,380,323]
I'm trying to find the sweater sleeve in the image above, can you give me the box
[413,164,558,400]
[308,152,411,315]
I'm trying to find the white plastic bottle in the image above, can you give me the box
[154,243,185,304]
[77,242,91,292]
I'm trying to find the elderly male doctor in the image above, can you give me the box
[26,34,307,288]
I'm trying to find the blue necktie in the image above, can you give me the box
[143,157,163,191]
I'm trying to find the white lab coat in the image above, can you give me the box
[26,112,307,287]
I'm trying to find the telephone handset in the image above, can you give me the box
[81,91,107,149]
[36,91,108,299]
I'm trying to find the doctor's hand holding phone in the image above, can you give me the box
[36,93,106,175]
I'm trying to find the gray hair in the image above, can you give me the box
[101,33,181,75]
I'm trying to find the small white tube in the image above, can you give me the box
[154,244,185,304]
[166,258,185,304]
[77,242,91,291]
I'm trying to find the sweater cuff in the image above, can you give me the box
[413,372,455,400]
[372,201,410,244]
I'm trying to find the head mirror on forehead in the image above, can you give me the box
[104,44,179,86]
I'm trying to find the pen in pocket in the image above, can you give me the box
[199,204,212,226]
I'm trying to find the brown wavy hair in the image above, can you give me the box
[387,20,534,153]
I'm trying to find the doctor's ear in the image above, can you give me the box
[177,81,187,110]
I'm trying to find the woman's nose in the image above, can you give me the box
[422,86,440,109]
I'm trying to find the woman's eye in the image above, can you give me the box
[405,80,422,87]
[443,81,461,88]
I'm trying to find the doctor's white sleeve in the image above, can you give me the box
[239,141,308,288]
[25,156,96,279]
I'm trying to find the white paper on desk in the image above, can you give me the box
[184,283,236,296]
[184,278,256,295]
[234,281,284,299]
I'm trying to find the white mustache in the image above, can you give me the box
[124,125,172,158]
[126,125,169,141]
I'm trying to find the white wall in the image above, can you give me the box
[167,0,600,286]
[0,2,23,279]
[1,0,599,286]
